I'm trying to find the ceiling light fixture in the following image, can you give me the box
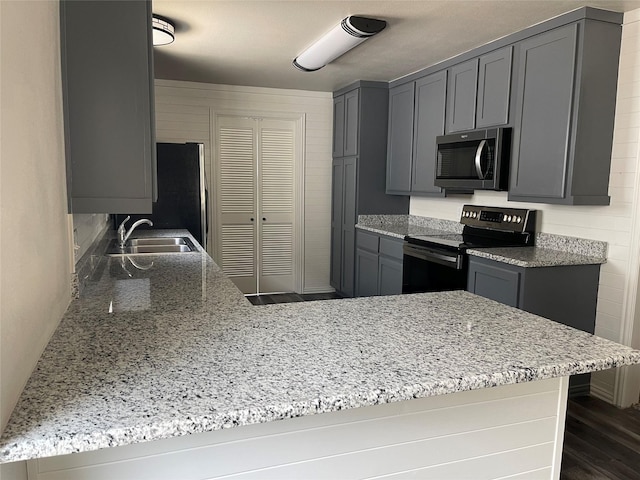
[152,14,175,46]
[293,16,387,72]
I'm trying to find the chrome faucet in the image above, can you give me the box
[117,216,153,248]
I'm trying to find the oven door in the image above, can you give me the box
[402,242,467,294]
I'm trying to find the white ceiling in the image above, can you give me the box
[152,0,640,92]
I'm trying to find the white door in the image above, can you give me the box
[215,115,296,295]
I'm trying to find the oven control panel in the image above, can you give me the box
[460,205,536,233]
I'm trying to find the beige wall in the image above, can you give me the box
[0,0,71,444]
[411,9,640,405]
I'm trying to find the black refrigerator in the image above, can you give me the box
[114,142,207,249]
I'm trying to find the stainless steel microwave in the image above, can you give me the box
[434,127,511,191]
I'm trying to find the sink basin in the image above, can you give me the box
[106,237,196,256]
[127,237,188,247]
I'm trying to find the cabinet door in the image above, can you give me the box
[330,159,344,290]
[446,58,479,133]
[378,256,403,296]
[476,47,512,128]
[341,157,358,297]
[386,83,415,194]
[509,24,578,200]
[356,249,380,297]
[343,89,360,157]
[467,258,521,308]
[412,71,447,194]
[61,0,155,213]
[332,95,345,158]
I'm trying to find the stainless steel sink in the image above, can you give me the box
[127,237,189,247]
[106,237,196,255]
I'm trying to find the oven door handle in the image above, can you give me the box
[403,244,463,269]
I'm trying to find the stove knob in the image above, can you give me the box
[515,216,522,223]
[472,212,477,218]
[503,214,508,222]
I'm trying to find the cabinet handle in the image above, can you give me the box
[262,217,267,221]
[250,218,254,222]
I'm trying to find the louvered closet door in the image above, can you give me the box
[258,120,295,293]
[216,116,257,294]
[215,116,296,295]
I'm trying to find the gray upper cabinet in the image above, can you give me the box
[413,72,447,194]
[509,20,621,205]
[386,83,415,194]
[344,90,360,157]
[333,89,359,158]
[446,58,478,133]
[476,47,512,128]
[386,72,447,196]
[332,96,345,158]
[61,0,156,214]
[331,82,409,297]
[446,47,512,133]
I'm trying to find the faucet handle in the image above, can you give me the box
[118,216,131,230]
[117,216,131,247]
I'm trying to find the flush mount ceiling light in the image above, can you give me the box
[293,16,387,72]
[152,14,175,46]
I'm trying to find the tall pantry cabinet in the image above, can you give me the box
[331,82,409,297]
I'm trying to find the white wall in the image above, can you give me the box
[72,214,109,263]
[411,9,640,405]
[0,0,71,445]
[154,80,333,293]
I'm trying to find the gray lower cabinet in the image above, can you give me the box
[355,230,403,297]
[467,256,601,396]
[61,0,156,214]
[331,82,409,297]
[509,20,621,204]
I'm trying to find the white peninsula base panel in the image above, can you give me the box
[26,376,569,480]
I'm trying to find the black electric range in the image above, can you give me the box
[403,205,536,293]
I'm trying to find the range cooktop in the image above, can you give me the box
[406,205,537,252]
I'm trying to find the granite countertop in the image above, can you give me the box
[356,214,608,267]
[1,230,637,464]
[467,246,607,267]
[355,214,461,239]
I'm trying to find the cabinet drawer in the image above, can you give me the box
[379,236,404,259]
[356,230,379,253]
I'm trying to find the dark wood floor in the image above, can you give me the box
[248,293,640,478]
[562,396,640,480]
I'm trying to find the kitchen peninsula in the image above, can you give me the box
[1,231,639,479]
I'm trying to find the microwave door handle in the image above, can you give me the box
[474,139,487,179]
